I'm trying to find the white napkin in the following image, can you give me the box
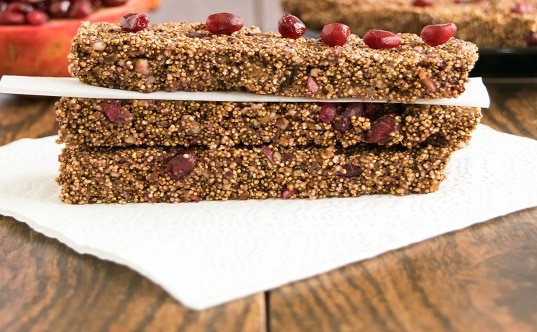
[1,124,536,310]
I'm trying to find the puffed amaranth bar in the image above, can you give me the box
[57,143,453,204]
[282,0,537,49]
[68,21,478,102]
[55,98,481,149]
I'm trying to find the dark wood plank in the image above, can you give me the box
[0,95,58,145]
[0,215,266,332]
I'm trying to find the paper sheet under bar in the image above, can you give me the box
[0,75,490,108]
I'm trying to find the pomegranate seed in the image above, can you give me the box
[100,100,132,124]
[206,12,244,35]
[332,103,366,132]
[363,29,401,49]
[511,2,534,14]
[48,1,70,18]
[26,9,47,25]
[342,102,364,118]
[412,0,434,6]
[366,116,397,144]
[260,145,276,165]
[420,23,457,46]
[318,103,337,123]
[320,23,351,46]
[335,164,362,178]
[281,188,296,199]
[48,0,71,18]
[7,2,34,14]
[166,151,197,179]
[120,13,149,32]
[363,103,381,120]
[0,10,25,24]
[68,0,92,19]
[278,13,306,39]
[101,0,128,6]
[307,76,319,94]
[332,115,352,132]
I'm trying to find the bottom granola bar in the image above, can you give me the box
[57,143,453,204]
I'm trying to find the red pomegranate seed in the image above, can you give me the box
[7,2,34,14]
[363,103,381,120]
[206,12,244,35]
[120,13,149,32]
[342,102,365,118]
[101,0,128,6]
[0,10,25,24]
[48,1,70,18]
[68,0,92,19]
[332,115,351,132]
[26,9,48,25]
[320,23,351,47]
[366,116,397,144]
[100,100,132,124]
[335,164,362,178]
[412,0,434,6]
[363,29,401,49]
[307,76,319,94]
[511,2,534,14]
[260,145,276,165]
[318,103,337,123]
[278,13,306,39]
[166,151,197,179]
[281,188,296,200]
[420,23,457,46]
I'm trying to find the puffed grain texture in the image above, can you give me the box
[57,143,453,204]
[55,97,481,149]
[68,21,478,102]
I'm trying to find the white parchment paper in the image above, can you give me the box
[0,75,490,107]
[0,124,536,310]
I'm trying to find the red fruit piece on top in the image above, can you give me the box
[420,23,457,46]
[206,12,244,35]
[363,29,401,49]
[320,23,351,47]
[366,116,397,144]
[278,13,306,39]
[120,13,150,32]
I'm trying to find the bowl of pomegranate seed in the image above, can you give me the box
[0,0,160,77]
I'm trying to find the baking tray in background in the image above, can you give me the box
[471,48,537,78]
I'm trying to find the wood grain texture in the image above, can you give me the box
[0,95,58,145]
[0,216,266,332]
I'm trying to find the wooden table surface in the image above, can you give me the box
[1,1,537,331]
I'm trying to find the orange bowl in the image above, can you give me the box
[0,0,160,77]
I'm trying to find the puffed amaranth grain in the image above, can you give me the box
[55,97,481,149]
[57,143,453,204]
[68,21,478,102]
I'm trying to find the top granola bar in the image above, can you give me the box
[68,21,478,102]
